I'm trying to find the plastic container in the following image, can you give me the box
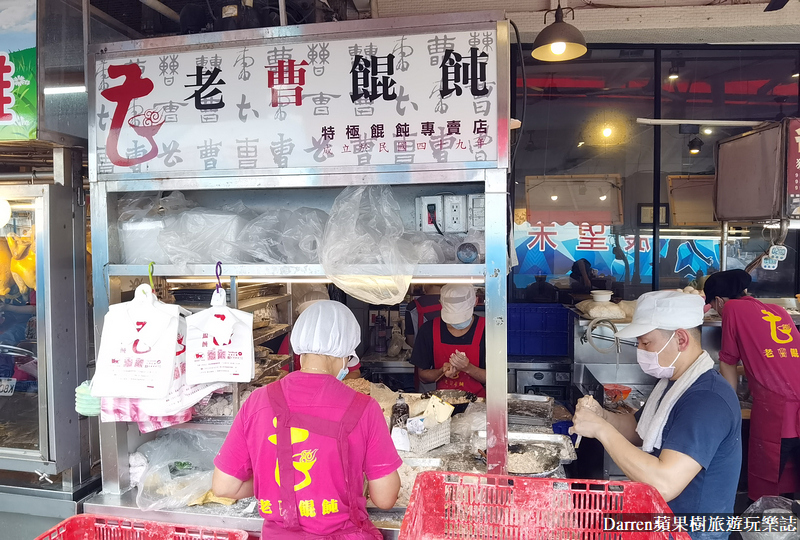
[507,303,573,356]
[400,472,691,540]
[408,417,451,454]
[591,290,613,302]
[35,514,249,540]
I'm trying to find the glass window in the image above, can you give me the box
[0,200,39,450]
[512,48,655,302]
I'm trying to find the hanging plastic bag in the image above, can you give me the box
[157,207,249,268]
[403,232,445,264]
[321,186,418,305]
[136,430,227,511]
[137,315,227,417]
[283,207,329,263]
[185,288,255,385]
[92,284,181,399]
[236,209,291,263]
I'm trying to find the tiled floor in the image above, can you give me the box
[0,511,62,539]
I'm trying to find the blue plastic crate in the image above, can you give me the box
[506,303,574,356]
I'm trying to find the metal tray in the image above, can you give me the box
[476,431,577,464]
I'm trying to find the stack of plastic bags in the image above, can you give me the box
[91,284,226,433]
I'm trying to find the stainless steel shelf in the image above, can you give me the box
[237,294,291,313]
[253,324,291,345]
[106,263,486,279]
[169,416,233,432]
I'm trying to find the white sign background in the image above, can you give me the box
[94,30,499,176]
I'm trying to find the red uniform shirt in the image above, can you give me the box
[719,296,800,438]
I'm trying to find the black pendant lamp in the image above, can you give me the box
[531,2,587,62]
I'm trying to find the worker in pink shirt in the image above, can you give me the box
[278,291,361,379]
[212,300,402,538]
[705,269,800,500]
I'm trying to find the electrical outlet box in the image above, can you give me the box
[443,195,468,233]
[468,194,485,231]
[416,196,444,233]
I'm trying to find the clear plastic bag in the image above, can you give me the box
[403,233,446,264]
[283,207,329,264]
[321,186,418,305]
[741,496,797,540]
[136,430,227,511]
[117,192,194,264]
[158,208,249,268]
[236,209,291,263]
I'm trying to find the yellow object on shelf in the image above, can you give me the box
[0,240,14,296]
[188,489,237,506]
[7,229,35,293]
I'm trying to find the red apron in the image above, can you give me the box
[746,376,800,500]
[266,382,381,540]
[416,301,442,330]
[433,317,486,398]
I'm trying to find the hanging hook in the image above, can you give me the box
[148,261,155,291]
[215,261,223,293]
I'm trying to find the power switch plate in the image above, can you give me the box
[468,194,485,231]
[416,196,443,233]
[443,195,467,233]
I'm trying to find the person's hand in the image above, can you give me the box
[576,395,605,419]
[569,406,609,440]
[441,362,458,379]
[449,351,470,371]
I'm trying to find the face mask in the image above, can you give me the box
[637,332,681,379]
[450,318,472,330]
[336,357,349,381]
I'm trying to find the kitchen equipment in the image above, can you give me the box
[509,358,572,401]
[373,314,388,354]
[507,393,553,426]
[475,431,577,464]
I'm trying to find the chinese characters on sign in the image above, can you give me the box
[94,30,499,175]
[787,119,800,216]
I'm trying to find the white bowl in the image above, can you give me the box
[591,290,613,302]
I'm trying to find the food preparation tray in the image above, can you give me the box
[476,431,577,464]
[507,393,554,425]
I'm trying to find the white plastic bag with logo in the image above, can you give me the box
[185,289,255,385]
[92,284,181,399]
[320,186,418,305]
[137,315,227,417]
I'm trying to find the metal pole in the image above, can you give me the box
[720,221,728,271]
[279,0,288,26]
[652,49,662,291]
[0,171,54,183]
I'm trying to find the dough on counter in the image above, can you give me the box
[576,300,626,320]
[342,378,370,394]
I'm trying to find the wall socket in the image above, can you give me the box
[416,196,443,233]
[444,195,468,233]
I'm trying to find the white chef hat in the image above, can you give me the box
[440,284,477,325]
[291,300,361,362]
[297,290,330,315]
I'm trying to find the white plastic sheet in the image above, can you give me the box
[320,186,418,305]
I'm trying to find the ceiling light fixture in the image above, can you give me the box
[43,85,87,95]
[550,194,559,201]
[599,194,608,201]
[602,127,612,138]
[668,66,679,80]
[531,2,587,62]
[702,128,713,135]
[793,71,799,79]
[688,137,704,154]
[577,141,585,147]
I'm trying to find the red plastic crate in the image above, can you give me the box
[35,514,250,540]
[400,472,692,540]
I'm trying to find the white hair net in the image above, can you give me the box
[290,300,360,359]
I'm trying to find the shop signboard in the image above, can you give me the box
[0,0,37,141]
[92,28,501,176]
[787,118,800,217]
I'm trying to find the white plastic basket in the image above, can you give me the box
[408,417,451,454]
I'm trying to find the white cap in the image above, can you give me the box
[440,284,476,325]
[297,290,329,315]
[615,291,705,339]
[291,300,360,360]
